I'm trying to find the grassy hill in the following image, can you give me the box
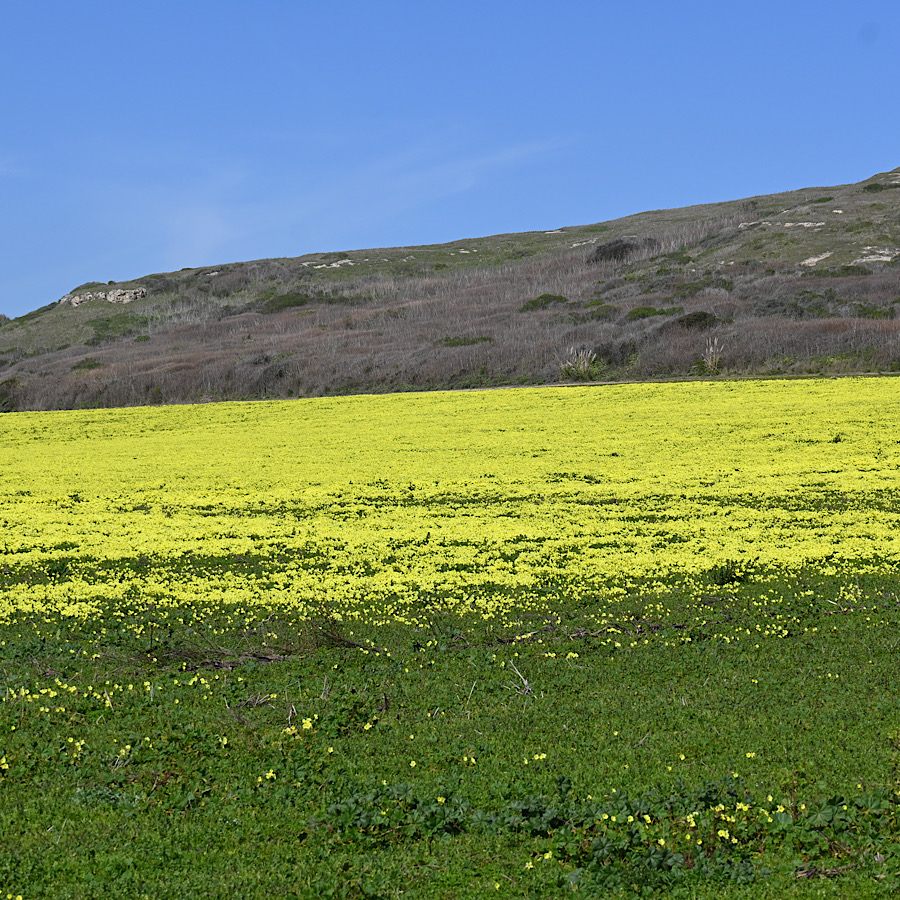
[2,167,899,410]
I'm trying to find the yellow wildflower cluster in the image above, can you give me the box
[0,379,897,635]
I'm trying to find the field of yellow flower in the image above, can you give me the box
[2,378,899,898]
[2,378,899,631]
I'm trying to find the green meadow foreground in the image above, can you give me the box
[1,379,899,897]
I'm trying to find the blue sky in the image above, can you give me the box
[2,0,898,318]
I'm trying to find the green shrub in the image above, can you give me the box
[626,305,683,321]
[583,301,618,320]
[586,237,658,265]
[258,292,312,313]
[437,336,493,347]
[627,306,660,320]
[86,312,149,345]
[141,274,178,293]
[586,239,636,264]
[0,377,20,412]
[811,265,871,278]
[663,248,693,265]
[672,276,733,298]
[254,289,360,313]
[71,357,104,372]
[810,196,834,204]
[852,302,893,319]
[675,311,719,330]
[519,294,569,312]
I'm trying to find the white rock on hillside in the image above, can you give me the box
[57,288,147,307]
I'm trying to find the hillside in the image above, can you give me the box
[1,167,899,411]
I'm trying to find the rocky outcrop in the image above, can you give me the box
[58,288,147,307]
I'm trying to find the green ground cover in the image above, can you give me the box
[1,381,900,896]
[2,566,899,898]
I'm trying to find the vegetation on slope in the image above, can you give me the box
[1,168,899,410]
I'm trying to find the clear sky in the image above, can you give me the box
[2,0,898,318]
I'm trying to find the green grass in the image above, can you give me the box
[2,563,899,897]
